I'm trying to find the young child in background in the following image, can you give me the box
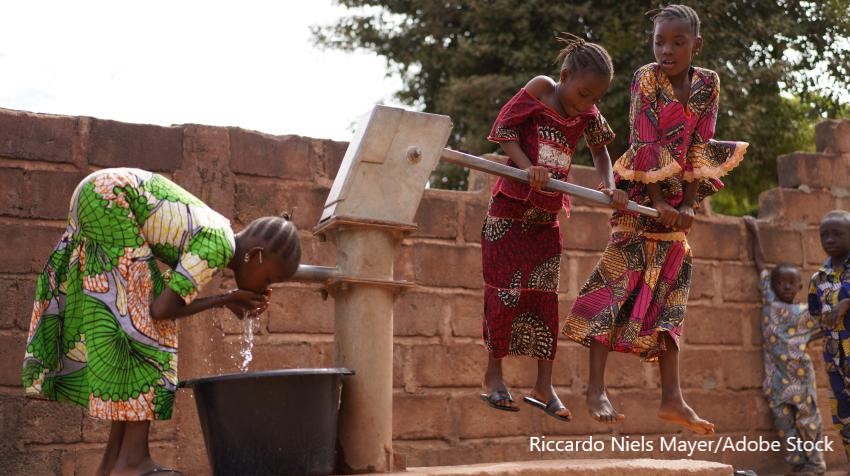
[480,33,628,421]
[22,168,302,476]
[745,216,825,475]
[562,4,746,433]
[809,209,850,472]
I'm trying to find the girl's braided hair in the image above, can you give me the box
[243,213,301,272]
[554,32,614,81]
[647,4,701,36]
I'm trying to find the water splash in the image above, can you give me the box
[239,313,257,372]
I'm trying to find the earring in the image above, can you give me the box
[243,253,250,263]
[258,251,263,265]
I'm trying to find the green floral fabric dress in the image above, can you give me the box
[23,168,234,421]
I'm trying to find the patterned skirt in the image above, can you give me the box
[482,194,562,361]
[562,221,692,362]
[22,173,177,421]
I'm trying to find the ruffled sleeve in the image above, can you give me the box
[613,65,682,183]
[583,111,615,147]
[683,71,748,182]
[487,88,541,143]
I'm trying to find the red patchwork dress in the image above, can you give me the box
[562,63,747,361]
[483,87,614,361]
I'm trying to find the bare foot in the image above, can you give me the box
[586,388,624,423]
[658,400,715,435]
[528,388,571,420]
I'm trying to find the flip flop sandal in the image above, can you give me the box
[479,389,520,412]
[141,468,184,476]
[522,394,571,421]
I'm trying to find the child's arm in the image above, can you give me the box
[588,144,628,210]
[675,181,699,230]
[647,182,679,227]
[150,287,269,321]
[499,141,549,190]
[823,298,850,330]
[743,216,767,274]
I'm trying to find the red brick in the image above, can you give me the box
[230,129,312,180]
[803,228,828,266]
[310,139,348,180]
[394,343,406,388]
[412,243,482,289]
[27,170,85,220]
[454,392,537,439]
[412,191,459,239]
[394,291,445,337]
[411,343,486,387]
[566,254,602,299]
[552,342,578,387]
[0,168,27,217]
[174,388,211,475]
[393,392,453,439]
[249,341,334,371]
[758,188,840,226]
[568,164,604,190]
[721,350,764,390]
[573,348,646,390]
[467,156,502,192]
[499,356,539,388]
[721,263,761,303]
[689,261,716,300]
[462,198,488,243]
[815,119,850,153]
[777,152,844,189]
[88,119,183,172]
[0,276,36,330]
[0,169,83,220]
[0,396,25,450]
[688,219,743,261]
[450,293,483,338]
[266,285,334,334]
[216,304,270,335]
[749,306,764,347]
[21,398,83,443]
[63,447,105,476]
[0,333,26,385]
[684,305,746,345]
[684,389,762,432]
[394,242,416,283]
[233,177,327,230]
[173,125,235,218]
[294,234,336,269]
[756,225,804,266]
[5,448,63,475]
[679,349,723,389]
[563,209,611,251]
[82,414,110,443]
[0,108,78,163]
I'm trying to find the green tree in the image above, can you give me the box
[314,0,850,215]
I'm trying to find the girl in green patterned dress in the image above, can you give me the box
[22,168,301,476]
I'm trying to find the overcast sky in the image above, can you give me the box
[0,0,404,141]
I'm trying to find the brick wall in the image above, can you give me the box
[0,106,848,474]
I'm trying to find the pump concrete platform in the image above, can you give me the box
[371,458,734,475]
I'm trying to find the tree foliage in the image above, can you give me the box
[314,0,850,215]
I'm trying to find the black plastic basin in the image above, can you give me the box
[181,368,354,476]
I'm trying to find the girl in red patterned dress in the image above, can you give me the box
[562,5,747,434]
[480,34,628,420]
